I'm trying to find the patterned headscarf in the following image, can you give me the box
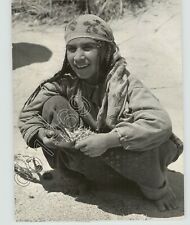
[64,14,118,79]
[64,14,115,44]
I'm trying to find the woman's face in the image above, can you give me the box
[66,38,100,84]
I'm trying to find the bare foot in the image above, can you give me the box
[155,187,178,211]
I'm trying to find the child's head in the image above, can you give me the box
[64,14,116,84]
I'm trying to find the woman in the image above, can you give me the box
[19,14,183,211]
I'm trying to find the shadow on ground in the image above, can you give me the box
[12,42,52,70]
[39,169,184,218]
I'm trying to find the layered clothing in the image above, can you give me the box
[18,14,183,200]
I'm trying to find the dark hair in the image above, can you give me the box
[97,41,115,82]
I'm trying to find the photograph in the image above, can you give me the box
[12,0,184,222]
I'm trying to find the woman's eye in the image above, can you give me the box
[67,46,76,53]
[82,45,95,51]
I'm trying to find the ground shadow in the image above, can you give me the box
[12,42,52,70]
[39,169,184,218]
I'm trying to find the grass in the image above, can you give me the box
[12,0,153,25]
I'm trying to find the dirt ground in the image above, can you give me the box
[13,0,184,221]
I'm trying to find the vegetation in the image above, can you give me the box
[12,0,152,25]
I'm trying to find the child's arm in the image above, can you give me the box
[111,75,172,151]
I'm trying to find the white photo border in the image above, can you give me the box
[0,0,189,224]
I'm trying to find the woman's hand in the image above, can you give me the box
[75,132,120,157]
[38,128,74,150]
[75,134,109,157]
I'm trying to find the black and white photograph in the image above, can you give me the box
[11,0,184,222]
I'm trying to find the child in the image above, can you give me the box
[19,14,183,211]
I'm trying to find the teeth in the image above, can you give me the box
[76,65,88,69]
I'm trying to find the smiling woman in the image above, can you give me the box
[66,38,100,83]
[18,14,183,212]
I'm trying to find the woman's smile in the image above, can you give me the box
[75,64,89,69]
[73,57,89,69]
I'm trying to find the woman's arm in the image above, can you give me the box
[111,75,172,151]
[75,75,172,157]
[19,82,61,148]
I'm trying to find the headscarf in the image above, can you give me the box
[64,14,115,44]
[23,14,130,131]
[63,14,117,81]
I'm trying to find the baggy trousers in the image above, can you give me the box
[41,96,181,200]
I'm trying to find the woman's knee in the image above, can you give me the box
[43,96,70,113]
[42,95,80,130]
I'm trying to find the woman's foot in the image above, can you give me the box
[154,187,178,211]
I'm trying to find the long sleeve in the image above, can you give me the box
[18,82,61,147]
[112,75,172,151]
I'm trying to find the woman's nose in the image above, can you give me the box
[74,48,85,62]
